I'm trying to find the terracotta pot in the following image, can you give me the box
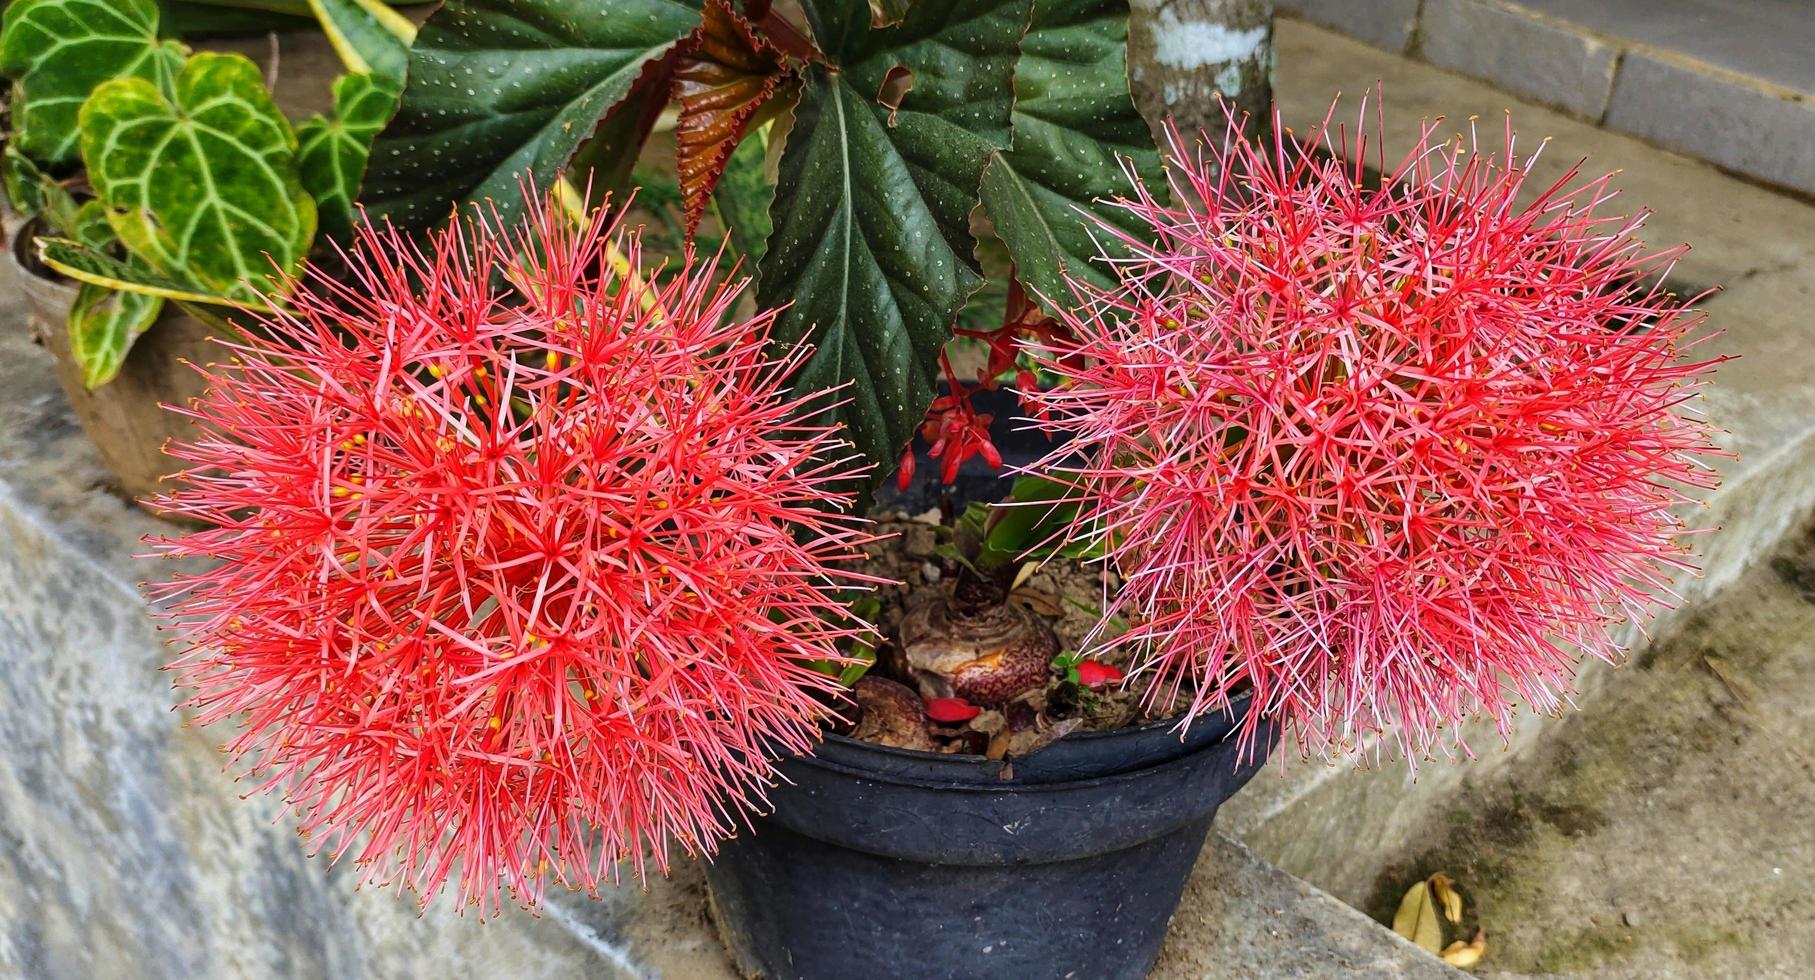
[7,221,234,507]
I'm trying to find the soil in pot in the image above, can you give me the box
[8,221,237,509]
[836,510,1199,762]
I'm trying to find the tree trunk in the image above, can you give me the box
[1127,0,1274,142]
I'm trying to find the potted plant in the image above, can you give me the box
[0,0,413,501]
[139,4,1724,980]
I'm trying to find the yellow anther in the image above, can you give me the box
[545,350,563,371]
[333,486,351,498]
[427,364,444,379]
[474,365,488,378]
[488,717,502,730]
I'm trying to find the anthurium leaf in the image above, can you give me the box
[0,0,186,169]
[305,0,415,84]
[69,280,165,389]
[80,52,315,304]
[762,0,1030,488]
[673,0,794,236]
[1,145,80,234]
[298,72,401,241]
[72,199,116,250]
[39,237,254,307]
[361,0,702,235]
[980,0,1157,303]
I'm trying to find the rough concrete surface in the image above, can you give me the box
[1361,519,1815,979]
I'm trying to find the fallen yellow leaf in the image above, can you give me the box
[1442,929,1487,967]
[1392,878,1443,953]
[1430,871,1464,925]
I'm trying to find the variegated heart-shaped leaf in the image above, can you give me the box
[0,0,185,168]
[298,72,401,241]
[69,278,164,389]
[80,52,315,303]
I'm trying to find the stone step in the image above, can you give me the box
[1278,0,1815,197]
[1215,17,1815,965]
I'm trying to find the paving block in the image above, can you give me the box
[1418,0,1619,119]
[1607,50,1815,199]
[1275,0,1421,52]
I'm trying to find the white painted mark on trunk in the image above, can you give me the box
[1151,12,1267,70]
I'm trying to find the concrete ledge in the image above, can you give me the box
[1608,50,1815,197]
[1274,0,1420,52]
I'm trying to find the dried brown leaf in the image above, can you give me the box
[1392,878,1443,954]
[876,64,914,127]
[1009,586,1064,618]
[1441,929,1487,967]
[1429,871,1464,926]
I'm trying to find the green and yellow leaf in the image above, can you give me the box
[0,0,185,168]
[297,71,401,241]
[38,237,248,307]
[306,0,415,84]
[79,52,315,304]
[69,279,164,389]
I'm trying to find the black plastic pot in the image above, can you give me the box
[705,692,1277,980]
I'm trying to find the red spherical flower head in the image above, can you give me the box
[147,190,880,914]
[1023,100,1726,766]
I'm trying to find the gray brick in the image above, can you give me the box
[1419,0,1619,119]
[1607,51,1815,197]
[1275,0,1421,53]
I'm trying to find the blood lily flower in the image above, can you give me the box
[148,191,878,913]
[1024,105,1726,763]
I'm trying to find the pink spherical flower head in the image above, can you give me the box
[148,191,880,914]
[1022,102,1726,765]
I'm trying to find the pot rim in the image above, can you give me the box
[796,687,1267,794]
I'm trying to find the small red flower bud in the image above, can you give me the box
[1073,660,1124,690]
[925,697,981,723]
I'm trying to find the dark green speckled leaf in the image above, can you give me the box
[980,0,1158,303]
[360,0,701,234]
[761,0,1030,488]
